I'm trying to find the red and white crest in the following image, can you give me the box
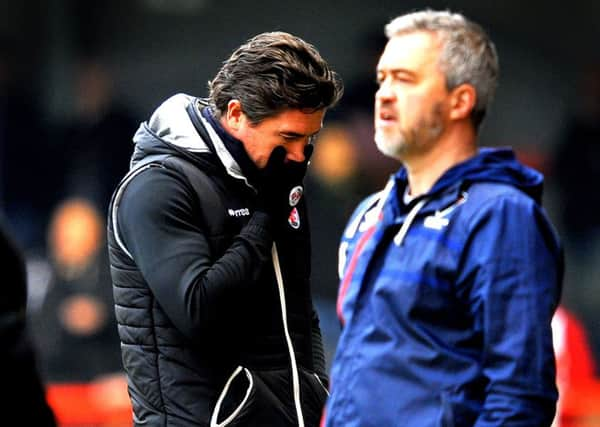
[288,186,303,207]
[288,207,300,229]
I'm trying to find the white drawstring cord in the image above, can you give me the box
[393,198,428,246]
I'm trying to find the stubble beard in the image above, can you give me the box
[374,129,408,161]
[375,102,445,161]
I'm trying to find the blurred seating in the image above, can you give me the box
[46,374,132,427]
[559,378,600,426]
[553,305,600,426]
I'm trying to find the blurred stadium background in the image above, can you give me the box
[2,0,600,425]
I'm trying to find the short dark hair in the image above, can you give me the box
[208,31,343,123]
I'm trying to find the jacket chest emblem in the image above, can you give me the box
[289,186,303,207]
[422,192,469,231]
[423,215,449,230]
[288,207,300,229]
[228,208,250,217]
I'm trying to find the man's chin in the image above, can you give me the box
[375,137,403,160]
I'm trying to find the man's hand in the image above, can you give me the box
[255,144,313,222]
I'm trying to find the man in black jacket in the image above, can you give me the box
[107,32,343,426]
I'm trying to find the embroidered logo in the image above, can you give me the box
[288,207,300,229]
[289,186,303,207]
[422,192,468,231]
[228,208,250,217]
[423,215,449,230]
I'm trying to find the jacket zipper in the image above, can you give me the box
[271,242,305,427]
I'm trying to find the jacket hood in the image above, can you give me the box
[129,93,252,186]
[130,93,207,165]
[396,147,544,203]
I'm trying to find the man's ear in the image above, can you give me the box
[225,100,244,131]
[449,84,477,121]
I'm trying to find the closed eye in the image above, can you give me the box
[281,134,302,141]
[280,131,320,143]
[377,69,416,85]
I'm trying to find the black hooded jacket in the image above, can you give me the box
[107,94,327,426]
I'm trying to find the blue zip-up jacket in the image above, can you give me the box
[324,148,563,427]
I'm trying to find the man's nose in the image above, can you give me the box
[285,140,308,162]
[376,79,395,101]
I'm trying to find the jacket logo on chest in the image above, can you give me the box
[228,208,250,217]
[423,215,449,230]
[288,207,301,229]
[422,192,469,231]
[289,185,303,207]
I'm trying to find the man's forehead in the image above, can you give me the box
[377,32,441,71]
[271,109,325,132]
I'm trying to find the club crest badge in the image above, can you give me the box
[288,207,300,229]
[288,186,303,207]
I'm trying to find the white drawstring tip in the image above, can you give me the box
[394,198,427,246]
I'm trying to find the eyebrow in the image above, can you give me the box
[377,68,417,78]
[280,129,321,138]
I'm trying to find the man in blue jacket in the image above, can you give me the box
[324,10,563,427]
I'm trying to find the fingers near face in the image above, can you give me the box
[238,108,325,168]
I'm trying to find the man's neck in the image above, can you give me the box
[201,107,260,184]
[404,126,477,197]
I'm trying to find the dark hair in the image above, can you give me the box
[208,31,343,123]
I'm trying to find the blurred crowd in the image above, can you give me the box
[1,39,136,424]
[1,29,600,425]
